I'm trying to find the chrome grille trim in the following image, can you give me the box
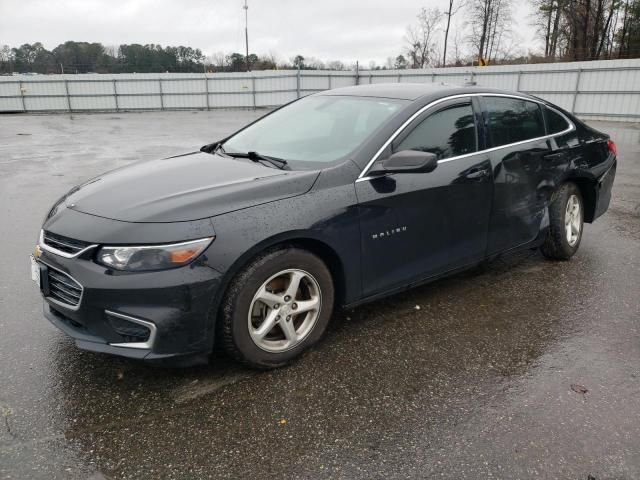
[39,230,98,259]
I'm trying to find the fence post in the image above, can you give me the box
[204,75,210,110]
[159,78,164,110]
[18,80,26,112]
[251,76,256,109]
[296,68,301,98]
[432,73,436,83]
[328,74,332,90]
[369,73,372,84]
[397,73,401,83]
[355,61,359,85]
[113,79,119,112]
[64,78,71,112]
[571,68,582,114]
[516,71,522,92]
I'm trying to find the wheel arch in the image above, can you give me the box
[562,175,597,223]
[210,232,347,330]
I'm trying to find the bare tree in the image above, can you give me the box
[385,56,395,69]
[442,1,466,66]
[0,45,13,73]
[327,59,346,70]
[208,51,227,70]
[468,0,513,62]
[0,45,11,62]
[452,28,465,64]
[405,7,443,68]
[531,0,562,57]
[532,0,629,61]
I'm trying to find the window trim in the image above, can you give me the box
[391,100,478,160]
[356,93,575,182]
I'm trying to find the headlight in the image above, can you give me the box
[97,237,214,271]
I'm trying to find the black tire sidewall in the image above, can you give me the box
[543,182,584,259]
[222,248,334,368]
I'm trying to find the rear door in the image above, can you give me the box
[356,97,494,297]
[481,95,557,255]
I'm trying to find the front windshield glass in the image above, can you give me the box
[223,95,407,164]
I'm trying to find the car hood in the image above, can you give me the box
[63,152,320,222]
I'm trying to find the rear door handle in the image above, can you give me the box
[466,169,489,179]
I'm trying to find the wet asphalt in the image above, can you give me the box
[0,111,639,480]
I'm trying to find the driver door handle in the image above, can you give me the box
[544,152,564,161]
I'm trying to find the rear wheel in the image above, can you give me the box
[541,182,584,260]
[220,248,334,368]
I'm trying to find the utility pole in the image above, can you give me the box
[244,0,250,72]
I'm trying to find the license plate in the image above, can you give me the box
[30,255,41,288]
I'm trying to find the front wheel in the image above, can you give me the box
[220,248,334,368]
[541,182,584,260]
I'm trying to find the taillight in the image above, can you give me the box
[607,139,617,156]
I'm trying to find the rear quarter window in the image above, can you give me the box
[544,106,570,134]
[484,97,545,147]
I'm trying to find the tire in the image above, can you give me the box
[220,247,334,369]
[541,182,584,260]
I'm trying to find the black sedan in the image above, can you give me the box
[32,83,617,368]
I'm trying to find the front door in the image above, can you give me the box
[356,98,494,297]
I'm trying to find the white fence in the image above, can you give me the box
[1,58,640,121]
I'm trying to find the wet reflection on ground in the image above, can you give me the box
[1,114,638,479]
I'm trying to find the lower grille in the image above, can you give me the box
[47,268,83,308]
[49,306,86,331]
[107,314,151,343]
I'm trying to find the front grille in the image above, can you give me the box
[47,268,83,308]
[42,231,91,255]
[107,314,151,342]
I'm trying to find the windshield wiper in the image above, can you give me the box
[226,151,288,170]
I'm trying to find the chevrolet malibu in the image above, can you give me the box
[32,83,617,368]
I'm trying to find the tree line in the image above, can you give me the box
[398,0,640,69]
[0,42,207,74]
[0,42,351,75]
[1,1,639,75]
[533,0,640,61]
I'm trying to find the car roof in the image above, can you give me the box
[318,82,536,103]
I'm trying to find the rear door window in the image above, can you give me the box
[395,103,477,160]
[484,97,545,147]
[544,106,570,134]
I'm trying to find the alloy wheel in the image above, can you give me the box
[248,269,322,353]
[565,194,581,247]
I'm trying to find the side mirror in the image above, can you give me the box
[371,150,438,175]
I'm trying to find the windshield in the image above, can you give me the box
[223,95,407,165]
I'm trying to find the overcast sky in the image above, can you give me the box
[0,0,539,64]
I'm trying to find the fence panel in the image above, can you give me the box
[1,58,639,121]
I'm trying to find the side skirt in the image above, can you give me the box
[343,234,547,310]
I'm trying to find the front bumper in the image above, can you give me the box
[36,246,223,364]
